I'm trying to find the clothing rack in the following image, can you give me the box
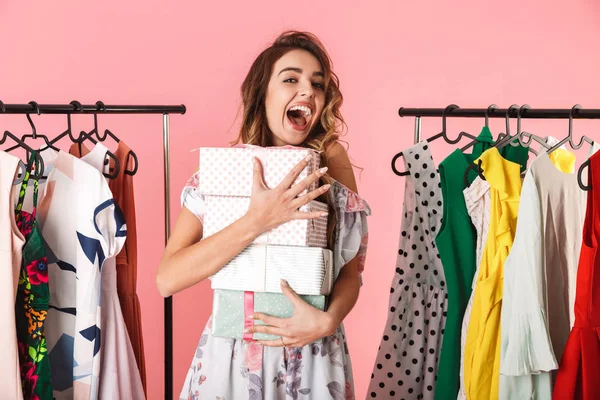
[0,102,186,400]
[398,106,600,145]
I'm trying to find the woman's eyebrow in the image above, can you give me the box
[278,67,324,78]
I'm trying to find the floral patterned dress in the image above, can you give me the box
[14,152,52,400]
[179,174,371,400]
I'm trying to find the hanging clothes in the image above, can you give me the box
[68,143,145,400]
[463,147,522,400]
[458,176,490,400]
[14,151,53,400]
[435,126,528,400]
[369,141,446,400]
[499,143,589,399]
[179,176,370,400]
[0,150,25,400]
[552,149,600,399]
[69,141,146,393]
[34,150,126,400]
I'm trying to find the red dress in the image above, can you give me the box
[553,151,600,399]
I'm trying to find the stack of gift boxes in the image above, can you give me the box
[197,146,333,341]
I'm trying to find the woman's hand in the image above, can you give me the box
[246,155,330,235]
[246,279,337,348]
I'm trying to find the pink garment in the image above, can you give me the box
[78,145,145,400]
[0,151,25,400]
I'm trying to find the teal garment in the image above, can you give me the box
[434,127,529,400]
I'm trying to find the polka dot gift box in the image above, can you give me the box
[203,195,329,247]
[197,145,321,197]
[212,289,326,341]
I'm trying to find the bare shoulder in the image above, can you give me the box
[325,141,358,193]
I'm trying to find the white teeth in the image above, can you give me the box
[289,105,312,117]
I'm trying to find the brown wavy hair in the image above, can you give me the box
[233,30,345,247]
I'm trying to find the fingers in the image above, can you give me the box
[287,166,329,199]
[276,154,321,193]
[251,312,286,328]
[289,184,331,210]
[246,324,287,338]
[291,210,329,221]
[279,279,303,307]
[252,158,267,192]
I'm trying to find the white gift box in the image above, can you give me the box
[203,195,329,247]
[210,245,333,295]
[198,145,321,197]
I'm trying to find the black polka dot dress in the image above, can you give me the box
[368,142,447,400]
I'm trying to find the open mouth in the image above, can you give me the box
[286,105,312,131]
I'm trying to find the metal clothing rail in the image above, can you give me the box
[399,106,600,119]
[0,101,186,400]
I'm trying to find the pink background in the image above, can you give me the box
[2,1,600,398]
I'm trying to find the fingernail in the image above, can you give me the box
[244,328,251,333]
[246,314,255,320]
[319,167,328,175]
[280,278,289,287]
[323,184,331,190]
[321,212,329,217]
[304,155,312,162]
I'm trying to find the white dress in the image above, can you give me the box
[29,149,126,400]
[457,177,490,400]
[369,141,447,400]
[499,144,600,399]
[178,173,371,400]
[0,151,25,400]
[76,144,145,400]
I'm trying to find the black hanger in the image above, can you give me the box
[497,104,545,155]
[546,105,594,155]
[94,101,139,176]
[76,107,120,180]
[426,104,479,144]
[578,159,591,191]
[462,104,522,187]
[44,101,83,149]
[1,130,45,180]
[461,104,498,152]
[392,104,478,176]
[0,101,28,184]
[4,102,60,153]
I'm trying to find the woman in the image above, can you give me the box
[157,31,370,399]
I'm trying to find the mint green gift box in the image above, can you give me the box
[212,289,327,341]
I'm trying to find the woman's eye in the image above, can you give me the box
[283,78,297,83]
[313,82,325,90]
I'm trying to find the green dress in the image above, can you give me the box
[15,151,53,400]
[433,127,528,399]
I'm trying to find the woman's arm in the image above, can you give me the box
[156,156,330,297]
[320,141,362,332]
[250,142,364,346]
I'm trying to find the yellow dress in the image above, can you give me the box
[464,147,522,400]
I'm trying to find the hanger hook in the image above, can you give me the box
[95,101,108,141]
[504,104,519,137]
[68,100,83,142]
[517,104,532,146]
[26,101,40,139]
[442,104,459,138]
[0,100,5,113]
[568,104,583,148]
[485,104,498,128]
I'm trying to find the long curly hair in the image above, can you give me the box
[233,31,345,248]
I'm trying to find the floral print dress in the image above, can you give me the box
[179,174,371,400]
[14,152,52,400]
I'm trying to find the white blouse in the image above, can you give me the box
[500,144,600,399]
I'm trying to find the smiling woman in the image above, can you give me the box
[157,30,371,400]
